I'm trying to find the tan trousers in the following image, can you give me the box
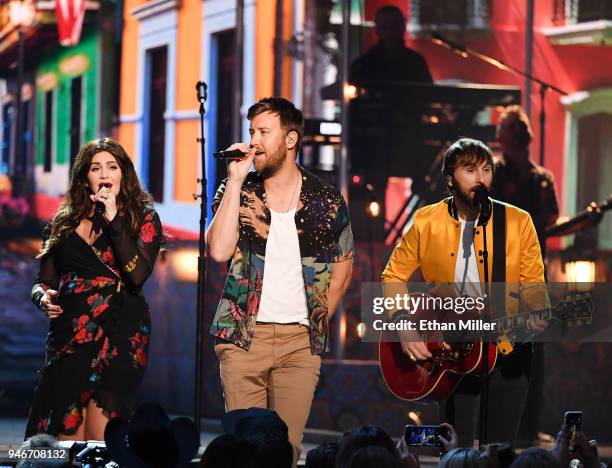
[215,323,321,466]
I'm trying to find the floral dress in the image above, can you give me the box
[25,207,162,437]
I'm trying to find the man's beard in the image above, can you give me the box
[454,184,481,209]
[254,145,287,179]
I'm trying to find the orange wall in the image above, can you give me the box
[174,0,202,202]
[119,0,143,118]
[174,120,200,203]
[118,1,299,205]
[281,0,293,98]
[256,0,275,99]
[117,124,136,161]
[176,0,202,111]
[117,0,145,158]
[255,0,296,100]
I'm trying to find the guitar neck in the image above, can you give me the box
[492,306,552,331]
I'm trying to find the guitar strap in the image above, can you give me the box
[492,201,506,317]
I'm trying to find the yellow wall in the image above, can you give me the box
[174,0,201,202]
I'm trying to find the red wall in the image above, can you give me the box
[360,0,612,219]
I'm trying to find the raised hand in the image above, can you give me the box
[90,184,118,222]
[225,143,254,185]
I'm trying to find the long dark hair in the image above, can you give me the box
[39,137,153,257]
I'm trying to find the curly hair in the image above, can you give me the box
[39,138,153,257]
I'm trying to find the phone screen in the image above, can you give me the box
[564,411,582,451]
[404,425,442,447]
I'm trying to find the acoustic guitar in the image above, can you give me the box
[379,294,593,402]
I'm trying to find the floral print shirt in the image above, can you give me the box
[26,207,162,438]
[210,166,354,354]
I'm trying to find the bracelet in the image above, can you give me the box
[391,310,411,323]
[123,254,138,272]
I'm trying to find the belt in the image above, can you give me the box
[256,321,303,325]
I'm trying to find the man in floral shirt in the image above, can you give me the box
[207,97,353,465]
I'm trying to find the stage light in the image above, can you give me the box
[170,248,198,283]
[344,84,357,100]
[356,322,367,338]
[319,121,342,136]
[407,411,422,425]
[9,0,36,28]
[352,175,361,184]
[367,201,380,218]
[565,260,596,291]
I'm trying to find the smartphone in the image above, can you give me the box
[564,411,582,451]
[404,425,443,447]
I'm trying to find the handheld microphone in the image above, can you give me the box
[213,149,248,160]
[94,183,112,216]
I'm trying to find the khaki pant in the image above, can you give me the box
[215,323,321,466]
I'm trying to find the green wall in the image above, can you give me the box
[35,26,98,167]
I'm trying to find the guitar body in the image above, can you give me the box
[378,294,592,402]
[379,336,497,402]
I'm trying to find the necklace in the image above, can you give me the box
[285,173,301,212]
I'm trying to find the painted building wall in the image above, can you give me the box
[356,0,612,249]
[118,0,296,233]
[116,0,612,245]
[34,27,99,196]
[119,0,204,233]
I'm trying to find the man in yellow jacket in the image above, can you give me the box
[381,138,548,447]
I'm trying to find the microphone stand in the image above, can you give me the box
[478,199,492,448]
[431,33,568,166]
[194,81,208,435]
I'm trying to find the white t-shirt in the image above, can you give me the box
[454,217,483,298]
[257,207,309,324]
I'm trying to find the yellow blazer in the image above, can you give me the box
[382,198,547,315]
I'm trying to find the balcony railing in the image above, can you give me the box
[409,0,491,35]
[553,0,612,24]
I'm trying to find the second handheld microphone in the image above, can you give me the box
[213,149,248,160]
[94,183,112,216]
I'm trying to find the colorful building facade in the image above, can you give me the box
[0,2,118,219]
[117,0,298,233]
[358,0,612,250]
[34,26,99,196]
